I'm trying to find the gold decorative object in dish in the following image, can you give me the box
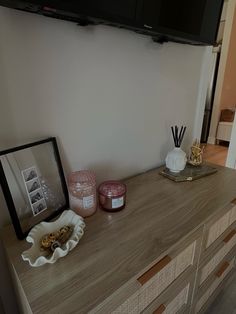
[40,225,74,254]
[22,210,85,267]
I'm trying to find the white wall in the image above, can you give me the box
[0,40,19,314]
[0,6,208,313]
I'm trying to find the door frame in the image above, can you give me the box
[194,0,236,156]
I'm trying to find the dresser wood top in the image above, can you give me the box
[2,164,236,313]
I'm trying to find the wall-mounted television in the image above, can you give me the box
[137,0,224,44]
[0,0,224,45]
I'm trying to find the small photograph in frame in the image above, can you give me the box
[26,178,40,193]
[22,166,38,182]
[29,190,44,205]
[0,137,69,239]
[32,199,47,216]
[22,166,47,216]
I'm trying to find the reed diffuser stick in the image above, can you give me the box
[171,126,177,147]
[171,125,186,147]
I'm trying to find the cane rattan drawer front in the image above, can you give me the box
[111,240,197,314]
[152,284,189,314]
[200,228,236,285]
[205,199,236,250]
[142,271,195,314]
[195,257,235,313]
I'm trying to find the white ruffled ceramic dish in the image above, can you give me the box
[22,210,85,267]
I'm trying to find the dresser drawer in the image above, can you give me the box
[152,285,189,314]
[200,227,236,285]
[90,229,202,314]
[142,271,195,314]
[195,257,235,313]
[111,239,199,314]
[204,199,236,250]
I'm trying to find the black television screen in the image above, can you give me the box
[0,0,224,45]
[139,0,224,44]
[158,0,206,35]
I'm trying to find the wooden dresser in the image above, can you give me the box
[2,164,236,314]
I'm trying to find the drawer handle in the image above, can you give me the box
[223,230,236,243]
[215,261,230,278]
[138,255,172,285]
[153,304,166,314]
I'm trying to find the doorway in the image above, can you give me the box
[199,0,236,168]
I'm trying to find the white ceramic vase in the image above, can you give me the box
[165,147,187,173]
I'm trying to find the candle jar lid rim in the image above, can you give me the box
[98,180,126,197]
[68,170,96,184]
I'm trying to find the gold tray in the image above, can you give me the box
[160,164,217,182]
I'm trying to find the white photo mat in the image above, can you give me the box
[22,166,47,216]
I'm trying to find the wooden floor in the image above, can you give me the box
[202,143,228,167]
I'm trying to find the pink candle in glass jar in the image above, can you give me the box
[68,170,97,217]
[98,181,126,212]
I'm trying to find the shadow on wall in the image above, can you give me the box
[87,161,142,183]
[56,136,72,176]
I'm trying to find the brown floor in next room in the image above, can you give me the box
[202,143,228,167]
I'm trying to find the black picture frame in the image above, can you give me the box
[0,137,69,239]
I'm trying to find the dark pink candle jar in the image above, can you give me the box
[98,181,126,212]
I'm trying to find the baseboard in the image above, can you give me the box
[207,137,216,144]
